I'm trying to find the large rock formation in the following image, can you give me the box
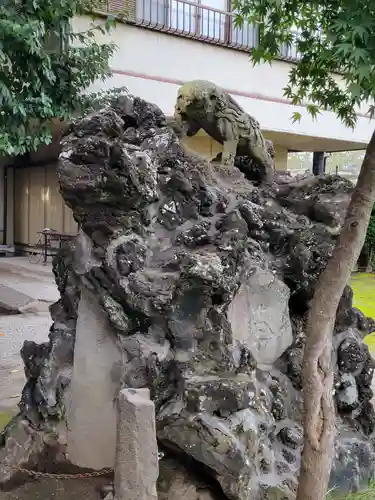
[1,92,375,499]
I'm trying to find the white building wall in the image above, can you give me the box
[273,145,288,171]
[72,16,374,150]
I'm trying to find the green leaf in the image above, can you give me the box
[348,83,362,99]
[306,104,321,120]
[352,25,369,43]
[367,105,375,120]
[356,64,371,83]
[292,112,302,123]
[335,43,353,57]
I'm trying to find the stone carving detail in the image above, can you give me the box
[227,268,293,368]
[1,91,375,499]
[174,80,274,183]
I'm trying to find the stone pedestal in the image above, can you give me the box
[115,388,158,500]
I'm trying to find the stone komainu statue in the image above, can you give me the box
[174,79,274,183]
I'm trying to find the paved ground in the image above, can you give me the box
[0,312,51,412]
[0,258,56,413]
[0,258,59,305]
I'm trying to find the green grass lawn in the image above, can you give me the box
[328,489,375,500]
[329,273,375,499]
[350,273,375,351]
[0,410,13,432]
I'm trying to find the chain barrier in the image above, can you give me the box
[13,466,113,480]
[10,451,164,479]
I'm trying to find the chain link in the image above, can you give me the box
[5,448,164,480]
[14,466,113,480]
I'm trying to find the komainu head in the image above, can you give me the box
[174,80,227,123]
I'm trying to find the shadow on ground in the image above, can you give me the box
[1,477,109,500]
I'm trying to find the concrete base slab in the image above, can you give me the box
[0,285,39,315]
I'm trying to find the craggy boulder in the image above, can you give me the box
[1,91,375,500]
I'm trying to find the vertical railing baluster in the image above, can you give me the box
[182,2,186,33]
[253,24,257,48]
[225,11,231,45]
[163,0,167,27]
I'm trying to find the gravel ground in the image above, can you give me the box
[0,259,57,412]
[1,477,108,500]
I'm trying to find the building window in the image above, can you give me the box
[229,2,259,49]
[197,0,227,43]
[169,0,199,32]
[278,28,301,61]
[136,0,169,26]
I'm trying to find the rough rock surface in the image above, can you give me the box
[1,92,375,499]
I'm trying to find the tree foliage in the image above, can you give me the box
[232,0,375,128]
[0,0,122,156]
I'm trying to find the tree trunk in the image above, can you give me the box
[365,247,373,273]
[296,130,375,500]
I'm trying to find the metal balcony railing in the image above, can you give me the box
[103,0,301,60]
[134,0,259,51]
[279,38,301,61]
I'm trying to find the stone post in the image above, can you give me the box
[115,388,159,500]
